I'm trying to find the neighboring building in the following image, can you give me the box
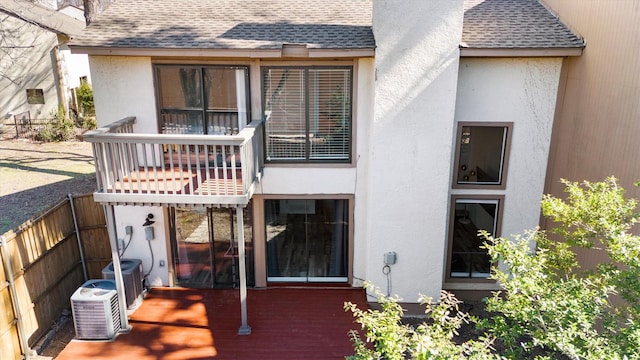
[541,1,639,269]
[69,0,583,331]
[0,0,89,127]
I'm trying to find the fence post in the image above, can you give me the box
[0,235,32,359]
[68,194,88,281]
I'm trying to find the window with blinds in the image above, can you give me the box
[262,67,352,162]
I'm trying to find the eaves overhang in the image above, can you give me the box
[68,46,375,59]
[460,47,584,57]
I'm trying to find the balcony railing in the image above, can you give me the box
[84,116,263,207]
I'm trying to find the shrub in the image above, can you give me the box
[77,115,97,130]
[35,105,75,142]
[345,286,499,360]
[76,82,95,117]
[480,177,640,359]
[346,178,640,359]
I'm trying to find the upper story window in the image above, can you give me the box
[453,123,512,189]
[155,65,249,135]
[262,67,352,163]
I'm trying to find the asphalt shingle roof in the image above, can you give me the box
[462,0,584,49]
[69,0,583,52]
[69,0,375,50]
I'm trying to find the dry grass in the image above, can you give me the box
[0,139,96,233]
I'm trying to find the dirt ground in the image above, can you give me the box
[0,138,97,234]
[0,137,96,358]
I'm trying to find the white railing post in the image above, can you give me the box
[84,117,264,205]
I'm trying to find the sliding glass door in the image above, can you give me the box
[265,199,349,282]
[170,206,254,288]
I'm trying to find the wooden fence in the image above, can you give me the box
[0,194,110,360]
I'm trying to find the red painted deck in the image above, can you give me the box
[56,287,367,360]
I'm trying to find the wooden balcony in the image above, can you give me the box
[84,117,263,207]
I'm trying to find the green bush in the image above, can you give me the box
[345,286,498,360]
[346,178,640,359]
[76,82,95,117]
[36,105,75,142]
[481,177,640,359]
[77,115,97,130]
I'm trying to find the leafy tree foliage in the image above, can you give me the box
[345,286,498,360]
[346,178,640,359]
[481,177,640,359]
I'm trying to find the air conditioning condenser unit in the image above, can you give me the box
[102,258,143,309]
[70,279,121,340]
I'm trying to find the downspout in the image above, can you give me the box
[236,207,251,335]
[68,194,88,281]
[103,205,131,333]
[1,235,32,359]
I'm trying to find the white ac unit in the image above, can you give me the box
[102,258,144,310]
[71,279,122,340]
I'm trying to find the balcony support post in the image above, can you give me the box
[104,204,131,333]
[236,206,251,335]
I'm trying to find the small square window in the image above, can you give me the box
[453,123,512,188]
[447,197,502,280]
[26,89,45,104]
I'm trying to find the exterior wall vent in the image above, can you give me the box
[70,279,122,340]
[102,259,144,309]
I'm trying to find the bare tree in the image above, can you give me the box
[0,10,45,85]
[83,0,111,25]
[82,0,98,24]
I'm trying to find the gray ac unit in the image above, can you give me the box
[71,279,122,340]
[102,258,143,309]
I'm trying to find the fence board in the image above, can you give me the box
[0,193,110,358]
[73,195,106,226]
[73,194,111,278]
[1,233,21,360]
[12,201,74,268]
[0,324,20,360]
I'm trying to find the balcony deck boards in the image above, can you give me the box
[108,168,244,196]
[55,287,367,360]
[85,117,263,207]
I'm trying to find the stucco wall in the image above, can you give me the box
[113,206,169,286]
[364,0,464,301]
[89,56,157,132]
[0,17,59,121]
[59,45,91,89]
[90,56,169,285]
[448,57,563,290]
